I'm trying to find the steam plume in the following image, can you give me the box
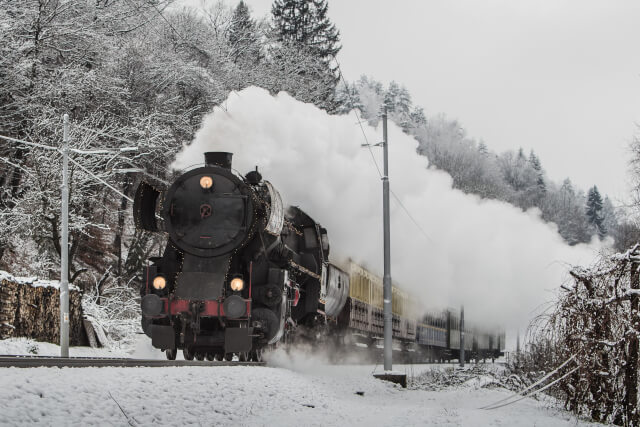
[173,87,604,332]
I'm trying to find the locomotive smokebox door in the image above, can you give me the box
[224,327,252,353]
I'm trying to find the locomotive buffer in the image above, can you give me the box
[371,108,407,388]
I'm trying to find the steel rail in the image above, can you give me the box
[0,355,266,368]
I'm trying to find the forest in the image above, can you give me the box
[1,0,637,295]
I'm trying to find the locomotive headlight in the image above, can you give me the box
[230,277,244,291]
[152,276,166,290]
[200,176,213,189]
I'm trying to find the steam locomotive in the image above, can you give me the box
[134,152,504,362]
[134,152,336,361]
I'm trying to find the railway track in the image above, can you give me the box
[0,355,266,368]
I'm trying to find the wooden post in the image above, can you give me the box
[625,247,640,426]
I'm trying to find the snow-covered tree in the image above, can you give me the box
[271,0,341,61]
[540,179,590,245]
[410,106,427,129]
[497,149,538,206]
[228,1,261,65]
[334,80,362,114]
[270,0,341,110]
[529,150,546,193]
[601,196,617,239]
[261,41,338,110]
[538,249,640,424]
[586,185,605,238]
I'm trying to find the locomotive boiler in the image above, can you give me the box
[134,152,332,361]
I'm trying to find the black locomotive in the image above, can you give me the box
[134,152,330,361]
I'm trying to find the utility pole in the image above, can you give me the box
[382,107,392,373]
[60,114,70,358]
[371,108,405,387]
[459,305,465,368]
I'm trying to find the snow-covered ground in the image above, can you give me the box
[0,337,130,358]
[0,340,598,426]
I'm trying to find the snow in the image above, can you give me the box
[0,270,78,291]
[0,341,598,426]
[0,337,129,358]
[0,363,597,426]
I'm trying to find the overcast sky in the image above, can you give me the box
[193,0,640,204]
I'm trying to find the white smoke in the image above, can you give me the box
[173,87,605,332]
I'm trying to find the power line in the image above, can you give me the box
[2,121,168,188]
[390,189,433,243]
[1,129,138,155]
[0,134,58,151]
[124,0,191,47]
[0,156,34,177]
[0,129,135,203]
[332,58,433,244]
[73,124,141,151]
[147,0,188,43]
[334,57,383,178]
[67,156,134,203]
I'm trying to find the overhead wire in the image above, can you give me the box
[73,124,142,151]
[0,134,58,151]
[146,0,190,45]
[123,0,192,48]
[69,121,172,186]
[390,189,433,243]
[0,156,34,177]
[334,57,382,179]
[0,126,150,202]
[333,57,433,244]
[67,156,134,203]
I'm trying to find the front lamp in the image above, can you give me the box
[152,276,167,290]
[200,176,213,189]
[230,277,244,291]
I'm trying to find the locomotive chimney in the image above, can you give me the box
[204,152,233,169]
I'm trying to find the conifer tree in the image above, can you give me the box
[529,150,546,193]
[334,81,362,114]
[229,1,261,64]
[270,0,341,110]
[271,0,341,62]
[383,81,401,113]
[586,185,606,238]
